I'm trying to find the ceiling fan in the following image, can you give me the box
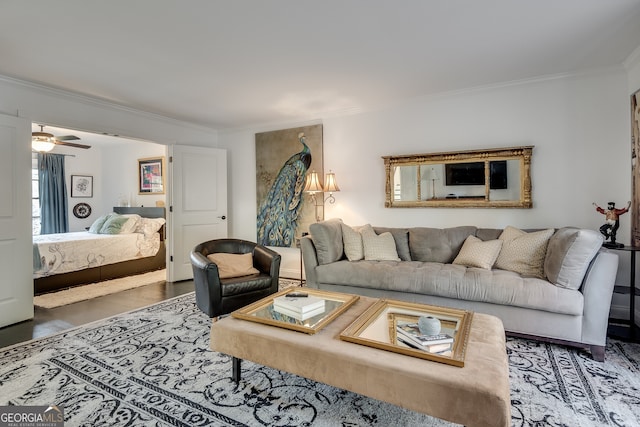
[32,125,91,152]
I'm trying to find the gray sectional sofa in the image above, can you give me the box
[300,218,619,361]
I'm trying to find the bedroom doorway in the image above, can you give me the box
[30,123,170,292]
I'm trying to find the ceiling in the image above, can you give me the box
[3,1,640,131]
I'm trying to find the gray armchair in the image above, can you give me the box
[190,238,281,318]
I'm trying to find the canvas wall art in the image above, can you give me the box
[631,88,640,246]
[256,125,323,247]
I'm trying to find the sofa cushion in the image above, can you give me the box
[453,235,502,270]
[361,224,400,261]
[309,218,344,265]
[494,226,554,278]
[544,227,603,290]
[374,227,411,261]
[341,223,364,261]
[409,226,477,263]
[314,260,583,316]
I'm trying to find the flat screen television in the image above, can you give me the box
[445,161,507,189]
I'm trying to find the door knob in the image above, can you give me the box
[218,215,227,220]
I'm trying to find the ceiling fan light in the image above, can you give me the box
[32,136,55,152]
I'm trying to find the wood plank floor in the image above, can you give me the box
[0,280,195,349]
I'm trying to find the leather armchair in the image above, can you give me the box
[190,238,281,318]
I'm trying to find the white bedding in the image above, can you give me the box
[33,231,161,278]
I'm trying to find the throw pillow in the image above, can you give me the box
[494,226,554,278]
[99,214,130,234]
[341,223,364,261]
[309,218,344,265]
[88,213,113,234]
[360,224,400,261]
[452,235,503,270]
[544,227,603,289]
[207,253,260,279]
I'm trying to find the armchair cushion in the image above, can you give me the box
[207,252,260,279]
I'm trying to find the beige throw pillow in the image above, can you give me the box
[494,226,554,278]
[341,223,365,261]
[207,253,260,279]
[360,224,400,261]
[453,235,503,270]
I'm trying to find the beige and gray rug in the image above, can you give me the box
[33,269,167,309]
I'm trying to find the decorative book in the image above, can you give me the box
[273,295,326,314]
[396,322,454,348]
[273,304,325,321]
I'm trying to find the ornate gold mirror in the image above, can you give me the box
[383,146,533,208]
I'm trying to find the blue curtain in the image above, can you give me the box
[38,153,68,234]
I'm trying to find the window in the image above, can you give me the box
[32,155,40,235]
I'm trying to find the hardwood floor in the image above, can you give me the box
[0,280,195,349]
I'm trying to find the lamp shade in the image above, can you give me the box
[304,171,324,192]
[324,171,340,193]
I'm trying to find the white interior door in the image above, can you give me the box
[0,114,33,327]
[167,145,228,282]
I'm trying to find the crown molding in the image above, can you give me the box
[0,74,218,134]
[623,44,640,70]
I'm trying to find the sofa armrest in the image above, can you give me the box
[580,249,619,346]
[301,236,319,287]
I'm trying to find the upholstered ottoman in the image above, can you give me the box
[210,296,510,427]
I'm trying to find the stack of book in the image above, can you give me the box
[396,322,453,354]
[272,294,326,320]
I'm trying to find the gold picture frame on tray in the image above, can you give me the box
[231,288,359,334]
[340,299,473,367]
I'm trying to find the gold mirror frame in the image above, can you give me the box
[383,146,533,208]
[340,299,473,367]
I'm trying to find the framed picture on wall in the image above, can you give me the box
[138,157,165,194]
[71,175,93,198]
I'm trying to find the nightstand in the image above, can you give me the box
[608,245,640,342]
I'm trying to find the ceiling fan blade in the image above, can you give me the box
[54,141,91,149]
[55,135,80,141]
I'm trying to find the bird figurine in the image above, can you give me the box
[257,132,312,246]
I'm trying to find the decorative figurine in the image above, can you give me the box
[593,200,631,248]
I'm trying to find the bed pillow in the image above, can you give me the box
[88,213,113,234]
[494,226,554,278]
[206,253,260,279]
[135,217,166,236]
[99,214,130,234]
[453,235,503,270]
[119,214,141,234]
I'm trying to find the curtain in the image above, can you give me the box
[38,153,68,234]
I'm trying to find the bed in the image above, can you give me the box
[33,207,166,294]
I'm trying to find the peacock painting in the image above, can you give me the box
[256,126,323,247]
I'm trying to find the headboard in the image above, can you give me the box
[113,206,166,218]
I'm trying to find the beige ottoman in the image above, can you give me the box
[210,296,510,427]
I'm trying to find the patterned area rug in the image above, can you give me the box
[1,293,638,426]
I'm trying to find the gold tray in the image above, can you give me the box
[231,288,359,334]
[340,299,473,367]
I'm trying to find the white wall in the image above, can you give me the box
[219,68,631,283]
[101,141,167,210]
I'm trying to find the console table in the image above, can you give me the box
[609,246,640,341]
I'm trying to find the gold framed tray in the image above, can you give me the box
[231,288,359,334]
[339,299,473,367]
